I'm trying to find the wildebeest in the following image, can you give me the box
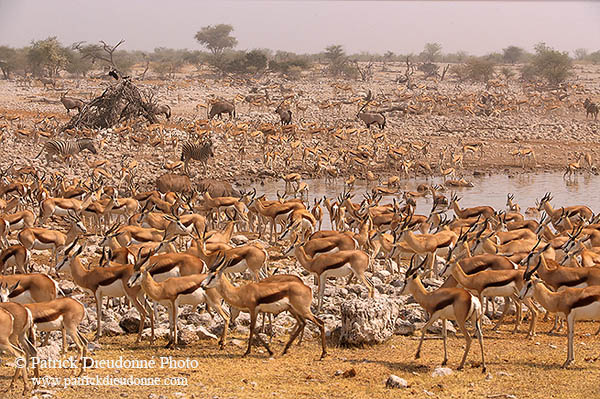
[584,98,598,120]
[208,100,236,120]
[275,101,293,125]
[155,104,171,120]
[197,179,240,198]
[60,91,85,114]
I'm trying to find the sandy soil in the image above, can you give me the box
[1,319,599,399]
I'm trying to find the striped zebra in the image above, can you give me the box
[584,98,598,120]
[181,139,214,175]
[35,138,97,165]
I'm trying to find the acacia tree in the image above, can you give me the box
[27,37,68,77]
[503,45,524,64]
[0,46,26,79]
[73,40,125,71]
[324,44,352,77]
[420,42,442,62]
[64,49,94,77]
[574,48,588,61]
[522,42,572,85]
[194,24,238,56]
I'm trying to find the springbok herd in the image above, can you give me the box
[1,161,600,394]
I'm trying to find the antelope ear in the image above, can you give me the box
[10,281,19,293]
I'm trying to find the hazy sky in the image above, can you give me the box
[0,1,598,55]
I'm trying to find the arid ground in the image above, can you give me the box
[0,62,599,399]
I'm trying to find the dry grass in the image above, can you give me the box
[1,318,599,398]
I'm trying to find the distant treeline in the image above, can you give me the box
[0,32,596,86]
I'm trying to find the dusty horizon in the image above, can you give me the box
[0,1,598,56]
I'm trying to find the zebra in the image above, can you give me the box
[584,98,598,120]
[35,138,97,166]
[180,139,214,175]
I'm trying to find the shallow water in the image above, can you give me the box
[256,172,600,229]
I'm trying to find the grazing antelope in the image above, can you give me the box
[56,242,153,343]
[0,273,57,306]
[286,238,373,312]
[112,225,176,247]
[279,208,317,242]
[128,264,229,348]
[202,191,247,225]
[284,233,357,262]
[311,198,324,231]
[275,101,292,125]
[523,248,600,331]
[401,256,486,372]
[200,268,327,359]
[561,245,600,268]
[60,91,85,114]
[3,209,35,233]
[472,233,550,260]
[356,102,386,130]
[203,220,238,245]
[397,219,458,276]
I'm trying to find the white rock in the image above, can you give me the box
[385,375,408,389]
[197,325,219,340]
[340,297,400,346]
[102,320,125,336]
[431,366,453,377]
